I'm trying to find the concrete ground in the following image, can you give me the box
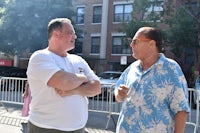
[0,103,115,133]
[0,103,199,133]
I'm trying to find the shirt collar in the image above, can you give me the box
[135,53,166,72]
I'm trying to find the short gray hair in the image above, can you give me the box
[47,18,71,39]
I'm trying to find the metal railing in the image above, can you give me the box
[0,77,199,132]
[88,83,121,128]
[0,77,27,105]
[0,77,121,128]
[186,88,200,133]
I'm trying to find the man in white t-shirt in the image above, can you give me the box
[27,18,101,133]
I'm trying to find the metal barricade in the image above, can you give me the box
[88,83,121,129]
[0,77,27,106]
[186,88,200,133]
[88,83,113,113]
[105,84,121,129]
[194,76,200,105]
[93,86,200,131]
[0,78,122,129]
[2,77,199,132]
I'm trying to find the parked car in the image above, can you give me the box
[0,66,27,78]
[98,71,122,85]
[97,71,122,101]
[0,66,27,91]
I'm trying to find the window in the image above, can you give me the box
[112,36,131,54]
[114,4,133,22]
[75,37,83,54]
[76,7,85,24]
[143,1,163,22]
[91,37,100,54]
[185,2,197,11]
[47,0,68,4]
[93,6,102,23]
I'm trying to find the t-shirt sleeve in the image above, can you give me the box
[27,51,60,85]
[76,56,99,81]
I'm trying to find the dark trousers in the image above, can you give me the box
[28,121,86,133]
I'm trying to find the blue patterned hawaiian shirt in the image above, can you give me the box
[115,54,190,133]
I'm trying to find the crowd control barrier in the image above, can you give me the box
[0,77,27,106]
[187,88,200,133]
[88,83,121,128]
[0,77,199,132]
[0,77,121,129]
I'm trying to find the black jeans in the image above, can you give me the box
[28,121,86,133]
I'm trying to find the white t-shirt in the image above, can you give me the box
[27,48,99,131]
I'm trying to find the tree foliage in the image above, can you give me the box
[0,0,74,55]
[165,0,200,71]
[123,0,200,84]
[124,0,163,39]
[166,7,198,56]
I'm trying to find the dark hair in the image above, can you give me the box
[47,18,71,40]
[140,27,163,52]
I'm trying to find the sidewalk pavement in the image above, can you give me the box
[0,103,116,133]
[0,103,199,133]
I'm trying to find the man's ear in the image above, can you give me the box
[149,40,156,47]
[53,30,61,37]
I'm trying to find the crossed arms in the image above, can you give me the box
[47,70,101,97]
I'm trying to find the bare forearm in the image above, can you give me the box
[174,111,188,133]
[56,80,101,97]
[48,70,88,91]
[76,80,101,97]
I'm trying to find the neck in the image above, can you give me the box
[48,39,68,57]
[48,47,67,57]
[141,53,160,71]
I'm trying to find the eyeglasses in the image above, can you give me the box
[131,37,152,45]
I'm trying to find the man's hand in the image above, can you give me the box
[115,84,129,102]
[55,88,76,97]
[55,80,101,97]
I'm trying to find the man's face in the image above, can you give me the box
[59,23,77,51]
[130,32,152,60]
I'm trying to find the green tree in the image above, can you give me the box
[0,0,74,55]
[124,0,164,39]
[0,0,6,17]
[166,7,198,56]
[124,0,199,85]
[181,0,200,73]
[0,0,7,54]
[165,0,200,81]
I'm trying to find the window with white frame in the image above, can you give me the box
[91,36,100,54]
[76,7,85,24]
[143,1,164,22]
[112,36,131,54]
[114,4,133,22]
[93,6,102,23]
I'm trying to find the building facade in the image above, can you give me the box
[72,0,198,76]
[72,0,137,74]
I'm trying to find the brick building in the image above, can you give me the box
[71,0,163,74]
[71,0,199,79]
[2,0,197,79]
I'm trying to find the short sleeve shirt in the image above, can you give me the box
[115,54,190,133]
[27,48,99,131]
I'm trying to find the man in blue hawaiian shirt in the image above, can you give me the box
[114,27,190,133]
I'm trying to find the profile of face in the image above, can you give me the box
[130,29,152,60]
[59,23,77,51]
